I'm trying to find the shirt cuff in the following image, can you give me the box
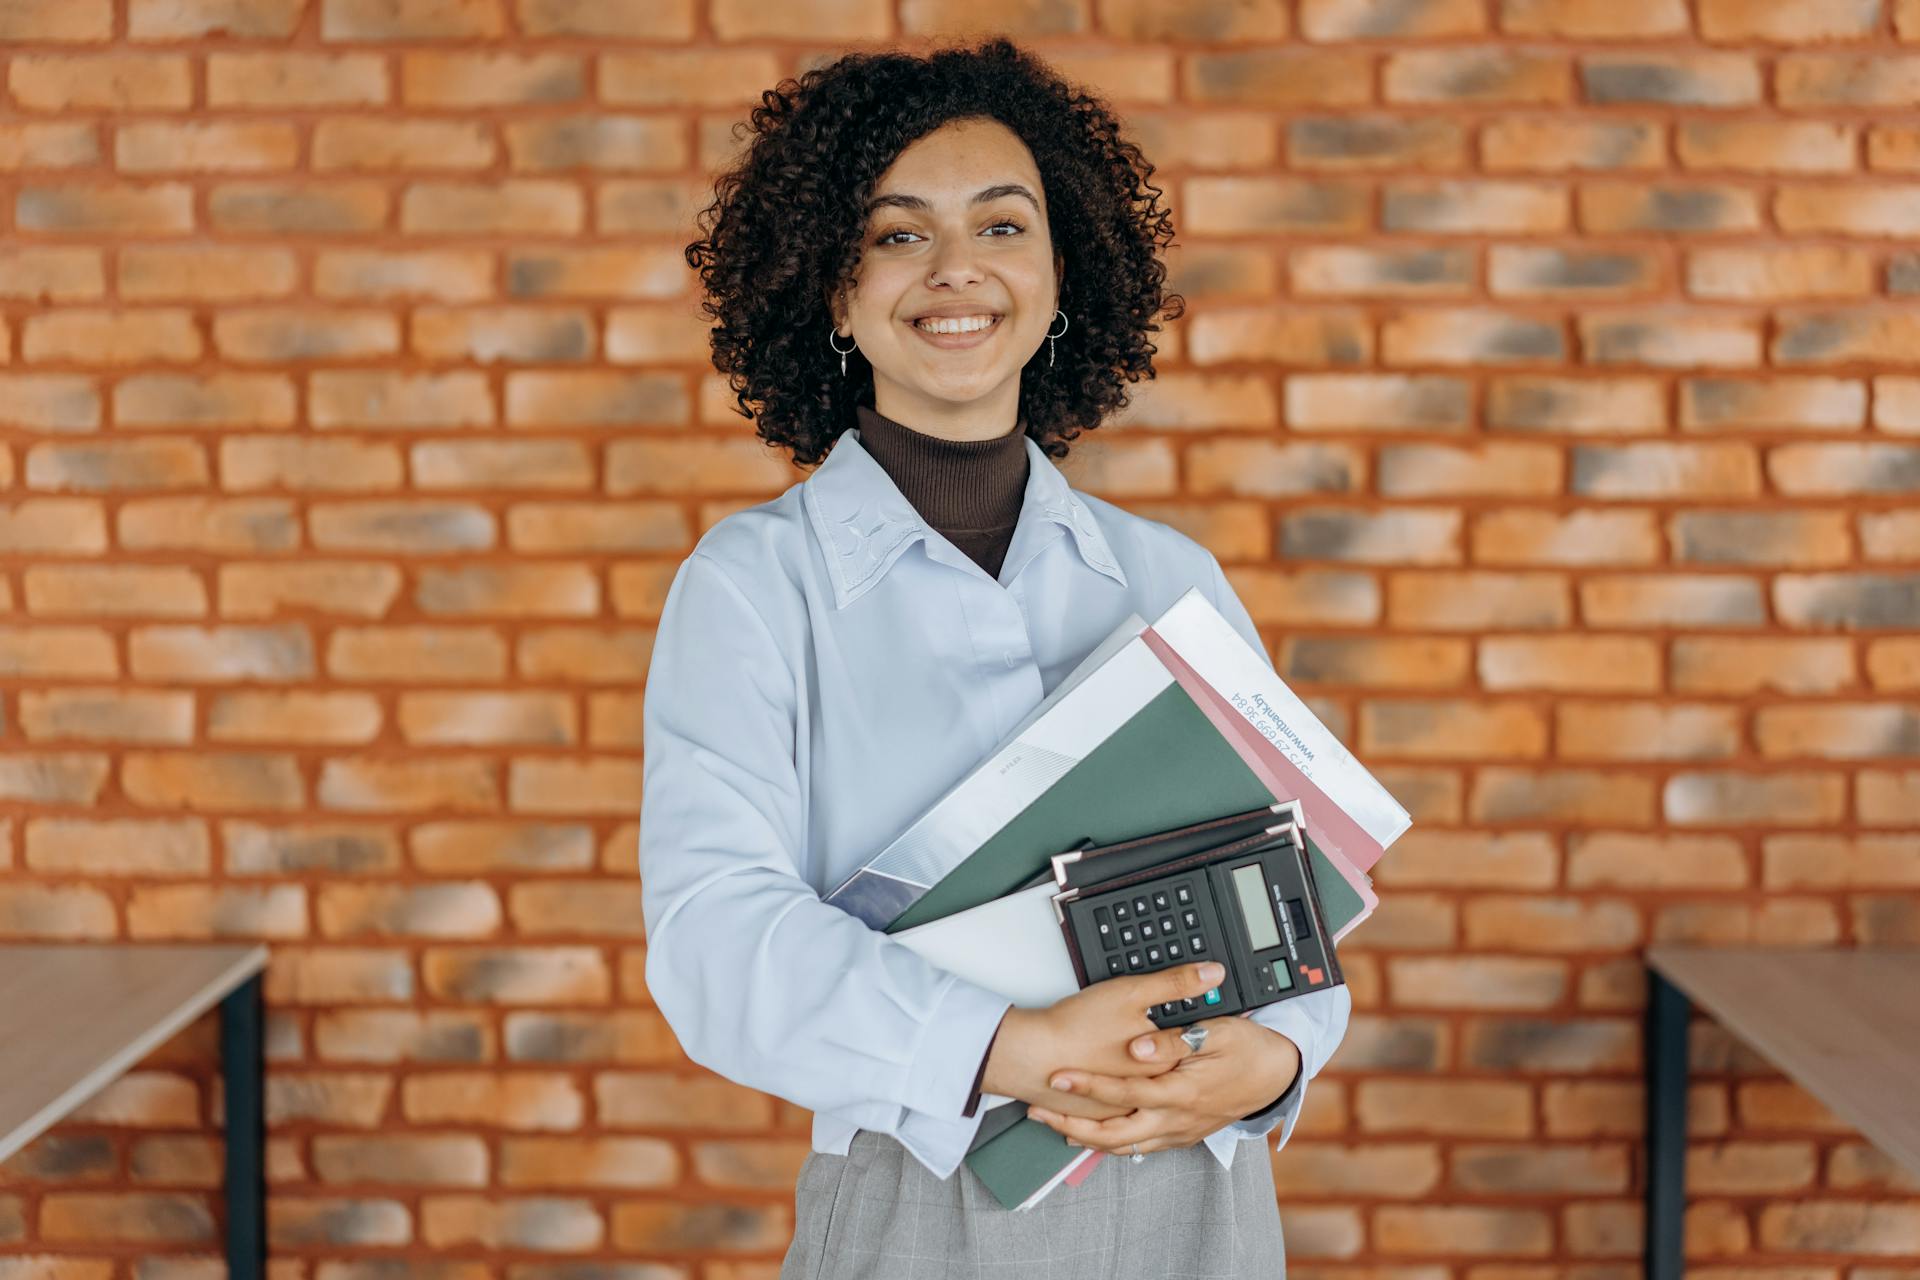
[904,973,1014,1122]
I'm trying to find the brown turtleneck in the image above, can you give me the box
[854,402,1029,582]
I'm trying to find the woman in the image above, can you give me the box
[644,36,1351,1279]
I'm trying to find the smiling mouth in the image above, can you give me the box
[908,314,1004,339]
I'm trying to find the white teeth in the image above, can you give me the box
[915,315,997,334]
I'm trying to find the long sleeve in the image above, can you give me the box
[639,552,1014,1142]
[1201,551,1353,1151]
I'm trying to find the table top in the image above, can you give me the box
[1646,945,1920,1180]
[0,944,269,1166]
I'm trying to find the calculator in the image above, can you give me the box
[1048,801,1343,1029]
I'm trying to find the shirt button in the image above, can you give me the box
[1003,651,1018,668]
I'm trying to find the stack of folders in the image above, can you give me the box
[823,586,1413,1211]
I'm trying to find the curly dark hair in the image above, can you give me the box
[682,36,1185,468]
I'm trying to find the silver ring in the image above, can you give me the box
[1180,1024,1208,1054]
[1129,1142,1144,1164]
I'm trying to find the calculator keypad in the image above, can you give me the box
[1075,876,1232,1028]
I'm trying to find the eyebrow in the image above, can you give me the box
[866,183,1041,217]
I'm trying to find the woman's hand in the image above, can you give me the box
[1022,1014,1302,1156]
[982,961,1229,1121]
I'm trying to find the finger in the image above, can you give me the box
[1124,1022,1204,1065]
[1032,1105,1163,1153]
[1047,1070,1149,1110]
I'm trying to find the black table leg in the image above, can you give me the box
[1646,967,1689,1280]
[220,973,264,1280]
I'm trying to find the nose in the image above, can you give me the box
[925,233,985,289]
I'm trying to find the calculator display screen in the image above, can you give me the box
[1231,862,1280,951]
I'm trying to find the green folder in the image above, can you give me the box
[882,679,1366,1210]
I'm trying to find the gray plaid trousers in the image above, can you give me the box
[778,1128,1287,1280]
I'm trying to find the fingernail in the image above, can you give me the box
[1050,1075,1071,1091]
[1133,1038,1156,1058]
[1201,963,1225,983]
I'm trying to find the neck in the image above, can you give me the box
[853,401,1029,533]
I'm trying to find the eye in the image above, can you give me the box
[876,218,1026,246]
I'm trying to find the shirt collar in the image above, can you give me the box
[803,426,1128,609]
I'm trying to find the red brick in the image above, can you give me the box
[400,181,583,235]
[1679,120,1856,175]
[27,439,211,491]
[1686,245,1875,300]
[1472,768,1657,824]
[267,1197,410,1248]
[1583,52,1761,105]
[1388,572,1571,629]
[116,373,297,429]
[1184,177,1370,236]
[1355,1081,1534,1136]
[119,497,298,554]
[413,308,594,363]
[1379,443,1562,496]
[505,502,689,553]
[9,54,191,110]
[1360,699,1548,760]
[1500,0,1686,36]
[1664,771,1847,826]
[116,122,299,173]
[1387,48,1572,105]
[316,248,495,301]
[505,247,680,300]
[0,247,103,301]
[0,373,101,430]
[310,501,496,553]
[503,115,685,172]
[413,441,594,492]
[16,183,195,235]
[209,182,389,234]
[120,246,297,302]
[1558,703,1741,762]
[421,949,609,1004]
[1700,0,1883,40]
[1285,115,1465,173]
[40,1193,214,1245]
[309,371,493,429]
[216,560,399,621]
[397,692,576,746]
[1671,637,1856,695]
[129,0,305,37]
[1484,119,1664,176]
[1385,180,1569,233]
[1463,896,1643,951]
[207,53,389,107]
[0,121,99,170]
[17,689,192,744]
[401,52,584,106]
[1291,247,1472,299]
[326,626,507,682]
[322,0,505,39]
[24,564,208,617]
[1471,510,1660,565]
[207,691,381,745]
[0,0,113,39]
[1566,832,1751,890]
[24,309,201,365]
[221,437,402,492]
[1301,0,1477,37]
[215,309,400,363]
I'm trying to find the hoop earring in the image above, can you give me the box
[1046,309,1068,368]
[828,323,857,377]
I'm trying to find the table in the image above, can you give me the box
[1644,946,1920,1280]
[0,944,270,1277]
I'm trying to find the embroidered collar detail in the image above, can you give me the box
[803,428,1128,608]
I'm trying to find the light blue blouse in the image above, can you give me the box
[639,425,1351,1182]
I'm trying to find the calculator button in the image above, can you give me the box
[1158,915,1175,934]
[1160,1001,1179,1018]
[1133,897,1150,916]
[1166,940,1183,960]
[1180,997,1197,1011]
[1189,934,1206,953]
[1181,909,1199,930]
[1174,884,1193,906]
[1106,954,1124,976]
[1126,951,1145,971]
[1119,925,1138,947]
[1138,919,1157,940]
[1203,987,1222,1005]
[1152,891,1170,911]
[1145,945,1163,966]
[1112,901,1132,922]
[1094,908,1116,950]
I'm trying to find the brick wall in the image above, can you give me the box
[1,0,1917,1276]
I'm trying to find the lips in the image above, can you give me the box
[907,314,1003,349]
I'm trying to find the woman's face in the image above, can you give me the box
[830,116,1063,442]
